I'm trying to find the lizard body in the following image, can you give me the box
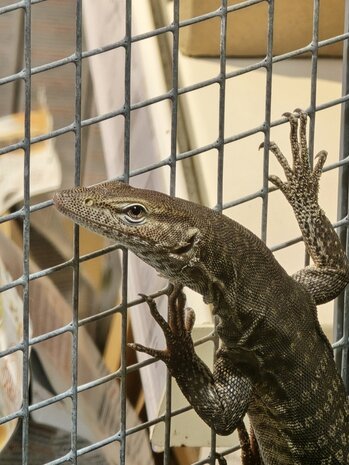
[54,111,349,464]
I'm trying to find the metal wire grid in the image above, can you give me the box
[0,0,348,464]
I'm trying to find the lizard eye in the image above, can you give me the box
[123,204,147,224]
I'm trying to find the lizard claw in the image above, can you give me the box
[312,150,327,183]
[315,149,328,160]
[293,107,303,114]
[259,140,279,150]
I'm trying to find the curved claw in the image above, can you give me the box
[315,149,328,160]
[283,110,299,121]
[312,150,327,182]
[259,140,280,153]
[293,107,303,114]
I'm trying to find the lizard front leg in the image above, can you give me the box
[264,110,349,304]
[129,284,252,439]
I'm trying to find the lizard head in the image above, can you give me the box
[53,180,216,288]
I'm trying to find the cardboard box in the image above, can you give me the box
[179,0,344,57]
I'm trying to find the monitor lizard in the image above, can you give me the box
[53,110,349,464]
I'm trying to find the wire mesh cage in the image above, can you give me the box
[0,0,348,464]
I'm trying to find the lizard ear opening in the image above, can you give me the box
[84,198,94,206]
[171,229,198,255]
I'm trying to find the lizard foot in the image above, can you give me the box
[261,110,327,213]
[129,283,197,375]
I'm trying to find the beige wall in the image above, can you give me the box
[179,55,343,338]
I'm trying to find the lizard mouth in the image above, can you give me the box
[170,230,198,255]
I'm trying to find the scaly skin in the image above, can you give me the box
[54,111,349,465]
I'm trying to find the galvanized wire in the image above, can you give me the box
[21,1,31,463]
[0,0,348,463]
[69,1,83,463]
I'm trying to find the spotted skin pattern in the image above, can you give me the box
[54,111,349,465]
